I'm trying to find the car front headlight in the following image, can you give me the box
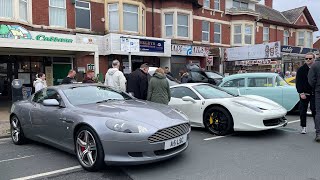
[105,119,148,133]
[233,101,264,113]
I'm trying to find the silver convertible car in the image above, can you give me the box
[10,84,190,171]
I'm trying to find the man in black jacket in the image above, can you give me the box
[308,52,320,142]
[127,63,149,100]
[296,52,316,135]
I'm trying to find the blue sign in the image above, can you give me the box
[301,48,319,54]
[281,46,301,54]
[140,39,164,53]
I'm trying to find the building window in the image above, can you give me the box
[214,0,220,10]
[19,0,28,21]
[214,23,221,43]
[245,25,253,44]
[283,30,289,46]
[263,27,269,42]
[123,4,139,32]
[165,13,173,37]
[0,0,13,18]
[177,14,189,38]
[75,0,90,29]
[108,3,119,31]
[306,32,312,48]
[234,24,242,44]
[142,8,145,33]
[298,31,304,46]
[203,0,210,8]
[233,0,248,9]
[202,21,210,42]
[49,0,67,27]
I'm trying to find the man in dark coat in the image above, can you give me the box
[61,70,77,84]
[296,52,316,135]
[127,63,149,100]
[308,52,320,142]
[82,70,95,83]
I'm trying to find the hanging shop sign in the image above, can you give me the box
[171,44,210,57]
[301,48,319,54]
[87,64,95,71]
[281,46,302,54]
[235,59,272,66]
[140,39,164,53]
[226,41,281,61]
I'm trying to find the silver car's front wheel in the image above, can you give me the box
[10,116,27,145]
[75,126,104,171]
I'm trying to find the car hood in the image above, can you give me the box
[75,100,187,129]
[233,96,283,110]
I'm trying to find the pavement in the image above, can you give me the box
[0,101,10,138]
[1,115,320,180]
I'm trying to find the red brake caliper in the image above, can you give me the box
[81,146,85,152]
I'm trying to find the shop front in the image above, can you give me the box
[105,33,171,75]
[0,25,98,102]
[171,44,210,78]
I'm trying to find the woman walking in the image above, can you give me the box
[33,73,47,92]
[147,68,171,105]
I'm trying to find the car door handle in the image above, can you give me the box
[59,118,74,124]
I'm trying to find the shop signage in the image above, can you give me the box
[281,46,302,54]
[171,44,210,57]
[226,41,281,61]
[120,37,140,52]
[140,39,164,53]
[301,48,319,54]
[235,59,272,66]
[35,34,73,43]
[87,64,95,71]
[206,56,214,66]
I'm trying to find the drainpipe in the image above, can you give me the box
[152,0,155,37]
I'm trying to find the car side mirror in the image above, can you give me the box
[43,99,60,106]
[182,96,196,103]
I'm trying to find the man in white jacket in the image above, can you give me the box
[104,60,127,92]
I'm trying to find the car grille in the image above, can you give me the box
[148,123,190,143]
[263,117,286,127]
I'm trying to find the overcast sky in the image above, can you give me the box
[259,0,320,43]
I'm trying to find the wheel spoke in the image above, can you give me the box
[80,149,89,160]
[89,144,96,151]
[87,151,94,165]
[84,131,89,144]
[12,120,17,129]
[77,138,87,147]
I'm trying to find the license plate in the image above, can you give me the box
[164,134,187,150]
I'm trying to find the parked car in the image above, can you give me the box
[218,73,299,111]
[169,83,287,135]
[148,67,180,86]
[10,84,190,171]
[285,77,296,86]
[187,69,224,85]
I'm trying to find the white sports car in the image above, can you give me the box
[169,83,288,135]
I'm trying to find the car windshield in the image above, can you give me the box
[63,86,132,105]
[193,84,236,99]
[205,72,223,79]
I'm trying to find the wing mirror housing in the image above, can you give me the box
[43,99,60,106]
[182,96,196,103]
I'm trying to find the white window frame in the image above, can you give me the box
[244,25,253,45]
[283,30,289,46]
[0,0,13,19]
[233,0,248,9]
[214,23,221,44]
[162,10,192,40]
[142,8,145,34]
[214,0,220,10]
[164,13,174,38]
[233,24,242,45]
[298,31,304,46]
[202,21,210,42]
[108,3,119,32]
[306,31,313,48]
[19,0,28,22]
[203,0,210,8]
[123,3,139,33]
[75,0,91,30]
[263,27,269,42]
[49,0,67,28]
[177,13,189,38]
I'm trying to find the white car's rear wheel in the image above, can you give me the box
[203,106,233,136]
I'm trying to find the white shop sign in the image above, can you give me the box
[226,41,281,61]
[171,44,210,57]
[120,37,140,53]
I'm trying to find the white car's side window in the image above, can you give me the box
[170,87,200,100]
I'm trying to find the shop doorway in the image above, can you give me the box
[0,57,17,102]
[53,64,72,85]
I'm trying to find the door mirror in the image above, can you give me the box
[43,99,60,106]
[182,96,196,103]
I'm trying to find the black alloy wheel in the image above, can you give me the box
[203,106,233,136]
[10,115,27,145]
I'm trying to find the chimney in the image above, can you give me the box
[265,0,273,8]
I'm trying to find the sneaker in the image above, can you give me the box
[315,135,320,142]
[301,127,307,134]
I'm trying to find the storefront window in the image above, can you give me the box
[177,14,189,38]
[0,0,13,18]
[49,0,67,27]
[245,25,252,44]
[214,23,221,44]
[263,27,269,42]
[234,24,242,44]
[123,4,139,32]
[202,21,210,42]
[108,3,119,31]
[165,13,174,37]
[75,0,91,29]
[283,30,289,46]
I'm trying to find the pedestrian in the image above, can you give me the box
[104,60,127,92]
[297,53,316,135]
[33,73,47,92]
[61,70,77,84]
[127,63,149,100]
[147,68,171,105]
[276,68,284,78]
[285,71,292,79]
[164,67,174,77]
[238,67,247,74]
[82,70,96,83]
[308,52,320,142]
[179,69,190,83]
[291,71,296,77]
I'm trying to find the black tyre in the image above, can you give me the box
[75,126,105,171]
[203,106,233,136]
[10,115,27,145]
